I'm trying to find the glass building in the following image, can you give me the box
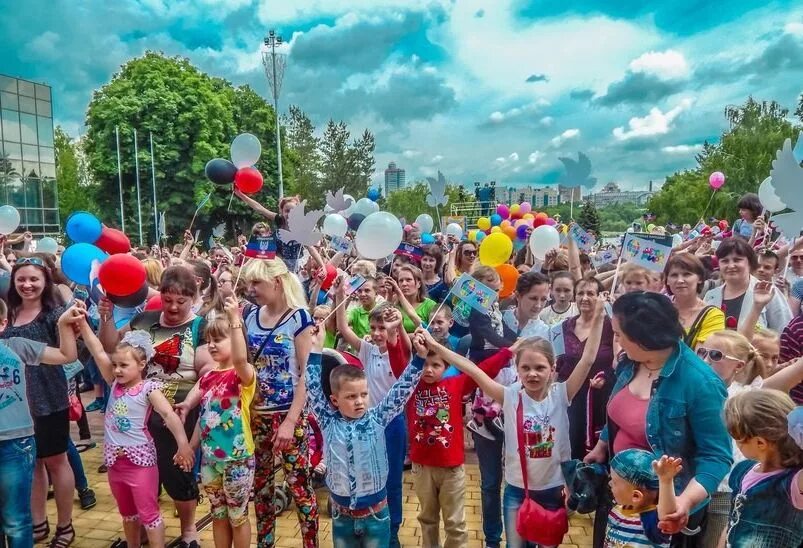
[0,74,59,235]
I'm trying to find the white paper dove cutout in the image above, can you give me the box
[768,138,803,238]
[325,188,353,213]
[425,171,449,207]
[558,152,597,188]
[208,222,226,249]
[278,201,324,246]
[793,130,803,164]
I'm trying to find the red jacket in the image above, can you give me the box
[406,348,513,467]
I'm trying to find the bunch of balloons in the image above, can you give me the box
[205,133,264,194]
[468,203,561,266]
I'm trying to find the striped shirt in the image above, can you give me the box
[780,314,803,404]
[604,505,669,547]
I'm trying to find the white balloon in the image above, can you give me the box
[758,177,786,213]
[355,212,403,260]
[342,194,356,217]
[671,233,683,248]
[230,133,262,168]
[445,223,464,240]
[415,213,434,234]
[37,236,59,255]
[528,225,560,260]
[354,197,379,217]
[0,205,20,235]
[322,214,348,238]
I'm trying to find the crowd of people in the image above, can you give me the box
[0,189,802,548]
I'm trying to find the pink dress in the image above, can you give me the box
[104,379,162,468]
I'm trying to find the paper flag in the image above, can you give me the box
[330,236,352,254]
[449,273,497,314]
[394,242,424,262]
[569,223,596,252]
[621,234,671,272]
[278,201,324,247]
[768,138,803,239]
[244,235,277,259]
[591,248,618,268]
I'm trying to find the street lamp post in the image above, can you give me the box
[262,30,287,199]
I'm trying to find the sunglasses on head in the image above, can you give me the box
[696,347,740,362]
[16,257,45,267]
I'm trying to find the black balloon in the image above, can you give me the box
[106,283,149,308]
[347,213,365,231]
[205,158,238,185]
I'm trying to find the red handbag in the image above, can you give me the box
[515,392,569,546]
[68,394,83,422]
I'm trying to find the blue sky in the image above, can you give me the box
[2,0,803,192]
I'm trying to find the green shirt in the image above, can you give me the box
[324,330,337,350]
[401,298,438,333]
[348,306,372,339]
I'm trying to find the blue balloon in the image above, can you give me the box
[367,187,381,201]
[421,233,435,244]
[490,214,503,227]
[61,243,108,286]
[66,211,102,244]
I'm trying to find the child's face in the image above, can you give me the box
[206,334,232,363]
[330,378,369,419]
[753,336,779,371]
[406,229,422,246]
[755,256,779,282]
[738,208,754,221]
[551,278,574,306]
[369,319,389,348]
[609,470,648,508]
[111,348,146,386]
[313,310,329,326]
[479,275,501,292]
[623,273,649,293]
[516,349,554,398]
[422,354,448,384]
[699,336,743,386]
[517,283,550,320]
[428,312,453,341]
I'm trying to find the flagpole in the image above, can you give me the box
[609,235,627,296]
[149,132,158,244]
[133,128,143,246]
[115,126,125,231]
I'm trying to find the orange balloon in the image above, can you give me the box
[503,225,517,239]
[495,264,519,299]
[501,219,512,229]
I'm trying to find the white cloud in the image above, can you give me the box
[613,98,694,141]
[494,157,507,165]
[551,128,580,147]
[662,144,703,154]
[784,22,803,36]
[430,154,444,164]
[528,151,543,164]
[25,31,61,58]
[628,49,689,80]
[402,149,422,158]
[509,152,519,162]
[539,116,554,127]
[486,101,547,124]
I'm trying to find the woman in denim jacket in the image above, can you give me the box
[585,292,733,547]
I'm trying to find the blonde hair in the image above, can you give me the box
[142,258,164,289]
[205,317,233,342]
[725,389,803,468]
[350,259,377,278]
[708,330,766,385]
[515,336,556,367]
[471,264,501,287]
[753,328,780,346]
[241,259,308,311]
[621,263,651,283]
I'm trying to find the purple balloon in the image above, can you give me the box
[516,225,529,240]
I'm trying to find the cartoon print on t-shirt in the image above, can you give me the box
[251,332,294,409]
[413,386,454,448]
[522,413,555,459]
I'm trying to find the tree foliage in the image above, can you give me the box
[55,127,99,219]
[576,199,601,235]
[648,97,801,225]
[385,182,474,228]
[318,121,376,201]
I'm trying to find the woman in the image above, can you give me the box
[390,264,437,333]
[703,237,792,332]
[99,266,215,548]
[142,258,164,291]
[215,264,244,302]
[2,258,76,547]
[421,244,449,303]
[665,253,725,349]
[555,276,615,460]
[444,241,478,337]
[235,190,304,273]
[585,292,733,548]
[241,259,318,548]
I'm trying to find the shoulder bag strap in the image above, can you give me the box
[684,305,716,347]
[250,307,296,363]
[517,392,530,498]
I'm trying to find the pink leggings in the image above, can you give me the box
[108,457,163,529]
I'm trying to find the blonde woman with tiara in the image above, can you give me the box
[694,329,803,546]
[240,258,318,547]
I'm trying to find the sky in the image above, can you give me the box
[2,0,803,193]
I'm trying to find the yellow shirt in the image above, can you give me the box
[684,307,725,348]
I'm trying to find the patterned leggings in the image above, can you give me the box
[252,412,318,548]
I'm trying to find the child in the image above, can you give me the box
[733,193,763,240]
[753,328,780,374]
[346,277,378,339]
[605,449,678,547]
[0,302,82,547]
[468,265,516,362]
[539,271,578,326]
[304,323,425,546]
[409,330,522,548]
[450,294,606,548]
[179,296,256,548]
[621,263,653,293]
[427,304,459,351]
[723,389,803,547]
[312,304,337,349]
[79,323,194,548]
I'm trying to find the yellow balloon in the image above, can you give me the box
[491,226,502,233]
[523,213,535,220]
[477,217,491,231]
[479,232,514,267]
[510,204,521,215]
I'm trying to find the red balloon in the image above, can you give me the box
[533,212,549,227]
[99,254,146,297]
[234,167,264,194]
[144,294,162,311]
[96,227,131,255]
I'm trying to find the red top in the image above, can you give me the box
[607,385,651,455]
[407,348,513,467]
[387,335,411,379]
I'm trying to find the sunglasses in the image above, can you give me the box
[17,257,46,267]
[696,347,740,362]
[462,249,477,256]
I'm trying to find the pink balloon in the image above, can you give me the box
[545,218,557,226]
[496,204,510,219]
[709,171,725,190]
[520,202,532,214]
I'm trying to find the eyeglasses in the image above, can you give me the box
[462,249,477,256]
[696,347,740,362]
[16,257,45,267]
[790,256,803,261]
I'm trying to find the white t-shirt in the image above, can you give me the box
[539,303,578,327]
[503,382,571,491]
[358,340,396,408]
[502,309,550,340]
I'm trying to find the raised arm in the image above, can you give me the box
[374,336,426,425]
[78,317,114,384]
[567,225,582,281]
[234,189,277,221]
[653,456,682,520]
[304,328,335,422]
[763,357,803,392]
[334,276,363,352]
[386,277,423,330]
[97,298,126,353]
[40,305,82,365]
[178,230,195,261]
[565,295,606,401]
[738,280,773,340]
[224,296,254,386]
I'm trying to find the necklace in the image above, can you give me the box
[641,363,663,379]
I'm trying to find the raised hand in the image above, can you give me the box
[652,455,683,480]
[753,280,774,308]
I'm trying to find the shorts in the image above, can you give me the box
[33,409,69,458]
[108,457,163,529]
[201,457,255,526]
[147,403,200,502]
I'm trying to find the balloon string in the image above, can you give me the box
[227,189,235,212]
[700,189,717,222]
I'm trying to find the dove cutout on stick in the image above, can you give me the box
[558,152,597,188]
[768,137,803,239]
[326,188,353,213]
[426,171,449,207]
[278,201,325,247]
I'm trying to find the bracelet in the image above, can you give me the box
[230,323,243,329]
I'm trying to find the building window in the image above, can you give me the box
[20,113,38,144]
[0,91,18,111]
[17,80,35,98]
[35,84,50,101]
[0,76,16,94]
[36,100,51,118]
[2,109,20,142]
[37,117,53,146]
[19,95,36,115]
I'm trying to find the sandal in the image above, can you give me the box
[33,520,49,543]
[48,522,75,548]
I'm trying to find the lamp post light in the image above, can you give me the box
[262,30,287,199]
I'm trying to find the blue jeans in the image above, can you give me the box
[384,413,406,544]
[331,504,390,548]
[0,436,36,548]
[66,439,88,491]
[474,431,504,547]
[503,483,564,548]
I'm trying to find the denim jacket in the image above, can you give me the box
[726,460,803,547]
[602,342,732,508]
[306,352,424,509]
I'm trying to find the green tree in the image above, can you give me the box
[284,105,321,206]
[577,199,601,235]
[385,182,475,228]
[319,120,376,199]
[55,127,98,219]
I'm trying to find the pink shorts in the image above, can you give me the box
[108,456,163,529]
